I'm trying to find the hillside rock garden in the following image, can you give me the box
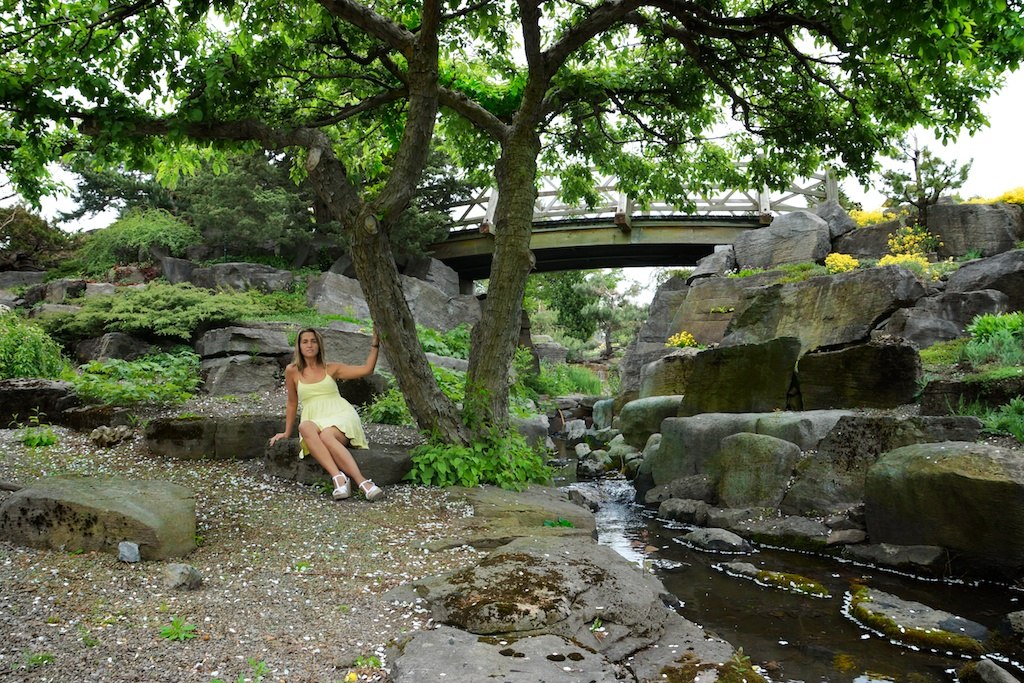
[4,196,1024,680]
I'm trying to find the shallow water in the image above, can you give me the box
[570,478,1024,683]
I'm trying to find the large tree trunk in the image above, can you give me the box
[464,130,541,432]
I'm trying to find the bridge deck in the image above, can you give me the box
[430,215,761,280]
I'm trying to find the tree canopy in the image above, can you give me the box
[3,0,1023,444]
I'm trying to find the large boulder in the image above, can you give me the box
[307,272,371,319]
[796,338,921,409]
[946,249,1024,310]
[733,210,831,270]
[195,326,292,358]
[638,348,699,398]
[0,476,196,560]
[930,202,1024,258]
[815,199,858,239]
[265,426,418,486]
[189,262,294,293]
[144,415,282,460]
[0,378,78,427]
[678,337,801,416]
[389,533,738,680]
[687,245,736,281]
[920,374,1024,415]
[666,273,779,346]
[831,219,901,259]
[721,266,926,353]
[708,433,800,509]
[200,356,283,396]
[617,276,689,394]
[75,332,155,363]
[781,415,983,516]
[865,441,1024,576]
[873,289,1010,349]
[618,395,683,449]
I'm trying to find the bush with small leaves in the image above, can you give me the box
[824,253,860,274]
[0,312,69,379]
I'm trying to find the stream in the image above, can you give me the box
[566,477,1024,683]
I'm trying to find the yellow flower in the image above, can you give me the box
[824,253,859,274]
[667,330,699,348]
[345,672,358,683]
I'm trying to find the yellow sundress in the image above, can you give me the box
[296,373,369,457]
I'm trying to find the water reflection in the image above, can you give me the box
[567,477,1024,683]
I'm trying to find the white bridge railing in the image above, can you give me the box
[447,169,838,232]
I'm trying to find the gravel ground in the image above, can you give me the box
[0,392,482,683]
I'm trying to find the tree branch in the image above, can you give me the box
[317,0,416,54]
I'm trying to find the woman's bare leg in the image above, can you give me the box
[320,427,369,487]
[297,421,344,478]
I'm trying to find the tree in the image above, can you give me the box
[528,271,598,342]
[3,0,1023,446]
[880,137,972,228]
[575,271,646,359]
[0,206,71,271]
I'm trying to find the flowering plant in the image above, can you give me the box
[824,253,859,274]
[667,330,700,348]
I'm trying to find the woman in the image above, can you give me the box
[269,327,384,501]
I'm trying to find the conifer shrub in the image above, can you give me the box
[0,312,69,379]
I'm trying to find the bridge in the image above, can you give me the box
[429,170,838,281]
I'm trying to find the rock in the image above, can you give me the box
[678,338,801,416]
[200,356,283,396]
[400,255,463,296]
[307,272,371,319]
[118,541,141,563]
[687,245,736,280]
[638,348,698,398]
[815,198,858,239]
[75,332,156,363]
[865,441,1024,576]
[618,395,682,449]
[667,274,777,346]
[387,626,625,683]
[158,256,195,284]
[145,415,282,460]
[873,289,1009,349]
[841,543,948,577]
[320,323,391,372]
[921,374,1024,415]
[164,563,203,590]
[957,659,1023,683]
[533,339,568,364]
[797,338,921,409]
[617,276,689,394]
[645,474,716,506]
[657,498,710,526]
[61,405,134,432]
[930,202,1024,258]
[782,415,983,516]
[679,527,753,554]
[264,432,417,487]
[592,398,614,430]
[832,218,901,259]
[0,476,196,560]
[195,326,291,358]
[0,270,46,289]
[189,262,294,293]
[733,210,831,270]
[946,249,1024,310]
[826,529,867,546]
[709,433,800,509]
[567,486,602,511]
[0,378,78,427]
[653,413,759,485]
[89,425,134,448]
[849,587,989,656]
[721,266,926,353]
[577,449,611,479]
[735,515,830,552]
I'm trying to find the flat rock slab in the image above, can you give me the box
[0,476,196,560]
[388,626,625,683]
[849,587,990,656]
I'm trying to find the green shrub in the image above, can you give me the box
[69,350,201,406]
[73,209,201,277]
[417,323,471,359]
[962,328,1024,368]
[775,262,828,283]
[919,338,968,366]
[405,428,551,491]
[966,312,1024,342]
[361,387,414,426]
[985,396,1024,443]
[0,313,69,379]
[533,361,603,396]
[45,282,259,341]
